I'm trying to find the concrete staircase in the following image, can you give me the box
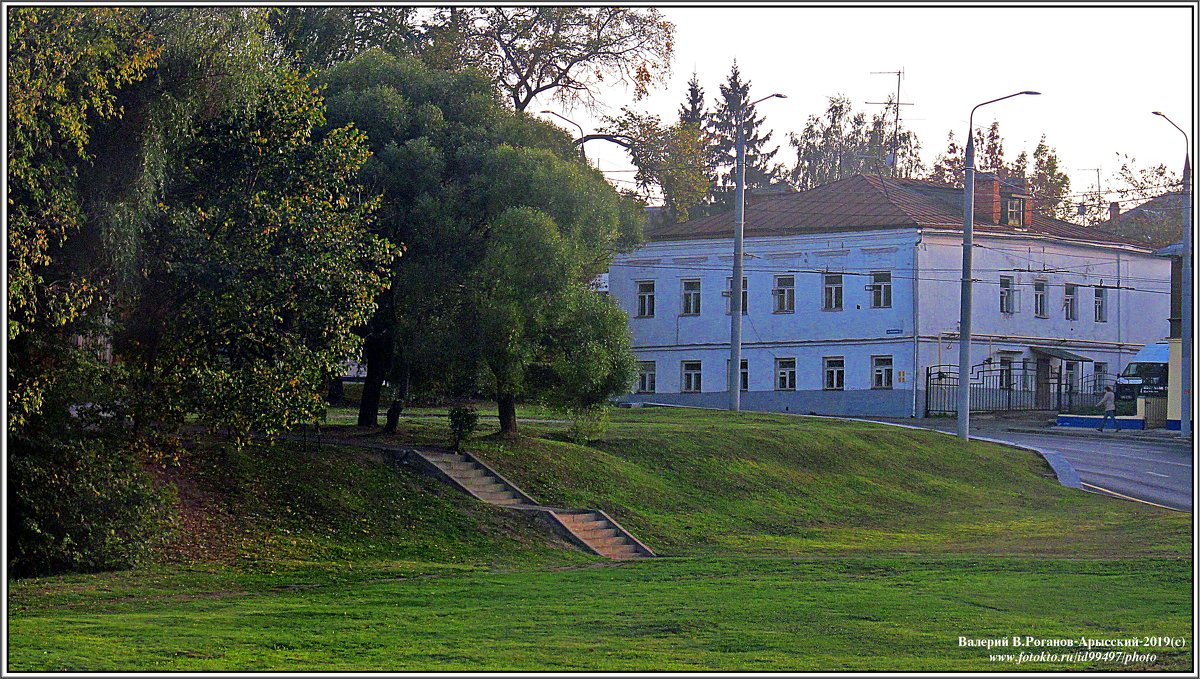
[396,447,653,561]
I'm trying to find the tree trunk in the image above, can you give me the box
[357,332,391,427]
[382,350,410,433]
[497,393,518,435]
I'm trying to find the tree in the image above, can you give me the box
[431,7,675,112]
[706,61,784,210]
[927,131,965,187]
[679,71,706,125]
[1028,136,1072,220]
[603,108,711,222]
[321,52,643,431]
[785,95,926,191]
[267,6,420,71]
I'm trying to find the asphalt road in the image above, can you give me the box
[990,431,1193,512]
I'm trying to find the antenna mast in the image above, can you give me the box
[866,68,913,171]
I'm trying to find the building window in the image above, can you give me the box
[775,358,797,390]
[999,276,1015,314]
[823,273,843,311]
[1063,284,1078,321]
[1033,280,1048,318]
[1094,286,1108,323]
[872,355,894,389]
[636,361,656,394]
[1094,362,1109,380]
[637,281,655,318]
[1064,361,1078,393]
[870,271,892,308]
[823,357,845,391]
[999,357,1014,390]
[681,360,702,393]
[727,358,748,392]
[681,279,701,316]
[725,277,748,315]
[1006,197,1025,227]
[773,275,795,313]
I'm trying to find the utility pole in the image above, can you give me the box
[867,69,913,170]
[1152,111,1191,438]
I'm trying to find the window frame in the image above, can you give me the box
[999,275,1015,314]
[822,273,844,311]
[636,280,656,318]
[823,356,845,391]
[636,361,657,394]
[725,276,748,315]
[871,355,894,390]
[870,271,892,309]
[726,358,749,392]
[1094,286,1108,323]
[772,275,796,313]
[681,279,701,316]
[1033,279,1048,318]
[775,357,797,391]
[1006,197,1025,227]
[1063,283,1078,321]
[681,360,703,393]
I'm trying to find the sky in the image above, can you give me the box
[534,4,1196,211]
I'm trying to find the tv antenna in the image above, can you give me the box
[866,68,914,169]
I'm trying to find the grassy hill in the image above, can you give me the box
[8,405,1192,671]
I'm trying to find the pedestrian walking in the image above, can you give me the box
[1096,386,1118,432]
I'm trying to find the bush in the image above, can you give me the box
[8,436,176,577]
[563,405,609,443]
[448,406,479,450]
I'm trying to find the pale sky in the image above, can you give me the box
[535,4,1196,211]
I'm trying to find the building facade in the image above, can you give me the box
[609,174,1172,417]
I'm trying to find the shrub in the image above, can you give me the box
[564,405,609,443]
[448,406,479,450]
[8,436,176,577]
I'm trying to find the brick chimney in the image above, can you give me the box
[973,173,1001,224]
[1108,201,1120,221]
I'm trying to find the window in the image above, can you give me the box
[681,361,702,393]
[727,358,748,392]
[636,281,655,318]
[1006,197,1025,227]
[1094,362,1109,379]
[1033,280,1048,318]
[1063,284,1078,321]
[773,275,795,313]
[681,279,701,316]
[999,276,1015,314]
[870,271,892,308]
[872,355,894,389]
[725,277,748,315]
[775,358,797,390]
[636,361,656,394]
[1094,286,1107,323]
[999,357,1014,390]
[1065,361,1078,393]
[823,357,845,391]
[823,274,843,311]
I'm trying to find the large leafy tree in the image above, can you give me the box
[785,95,922,191]
[706,61,783,210]
[322,52,641,432]
[267,6,420,71]
[603,108,710,223]
[1028,135,1072,220]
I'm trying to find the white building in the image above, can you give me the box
[609,174,1172,417]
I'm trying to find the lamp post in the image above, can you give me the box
[729,92,786,411]
[957,91,1040,440]
[540,110,588,162]
[1153,111,1192,438]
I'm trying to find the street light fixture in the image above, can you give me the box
[729,92,787,411]
[1152,111,1193,438]
[957,91,1040,440]
[539,110,588,162]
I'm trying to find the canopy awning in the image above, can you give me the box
[1031,347,1093,362]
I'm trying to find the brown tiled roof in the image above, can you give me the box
[1094,191,1186,249]
[647,174,1149,249]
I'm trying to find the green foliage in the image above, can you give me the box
[705,61,784,209]
[1029,135,1072,220]
[604,109,711,222]
[127,68,394,440]
[448,407,481,450]
[787,95,924,191]
[267,6,420,71]
[8,435,176,577]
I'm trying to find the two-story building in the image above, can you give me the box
[609,173,1172,417]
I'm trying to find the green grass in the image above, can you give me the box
[7,405,1193,671]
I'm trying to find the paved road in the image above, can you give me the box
[859,417,1193,512]
[991,431,1193,512]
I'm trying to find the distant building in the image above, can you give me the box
[1096,191,1186,249]
[608,174,1172,417]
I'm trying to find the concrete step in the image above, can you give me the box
[461,477,502,490]
[474,490,517,503]
[584,535,629,549]
[455,468,489,480]
[435,460,479,472]
[423,452,467,463]
[606,548,643,560]
[560,516,605,530]
[575,527,619,540]
[557,512,600,524]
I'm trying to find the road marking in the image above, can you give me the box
[1147,471,1170,478]
[1080,482,1188,512]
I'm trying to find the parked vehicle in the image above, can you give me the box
[1115,342,1169,401]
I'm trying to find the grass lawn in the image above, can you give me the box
[7,405,1194,671]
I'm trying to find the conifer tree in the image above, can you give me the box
[705,61,782,210]
[678,72,706,125]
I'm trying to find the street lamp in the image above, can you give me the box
[957,91,1040,440]
[540,110,588,162]
[1152,111,1193,438]
[729,92,786,411]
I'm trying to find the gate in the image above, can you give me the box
[925,360,1066,416]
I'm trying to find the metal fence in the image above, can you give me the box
[925,361,1112,416]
